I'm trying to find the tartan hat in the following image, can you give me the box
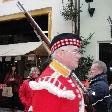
[50,33,81,52]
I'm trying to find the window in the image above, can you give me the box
[0,7,52,44]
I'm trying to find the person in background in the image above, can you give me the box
[4,65,23,92]
[19,67,40,112]
[87,61,111,112]
[4,64,23,112]
[29,33,85,112]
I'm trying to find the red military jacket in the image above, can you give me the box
[29,59,84,112]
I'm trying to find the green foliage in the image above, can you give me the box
[75,34,94,80]
[61,0,81,21]
[75,55,94,80]
[80,33,94,54]
[61,0,94,80]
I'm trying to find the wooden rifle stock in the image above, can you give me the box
[17,1,51,55]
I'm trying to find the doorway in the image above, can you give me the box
[99,43,112,84]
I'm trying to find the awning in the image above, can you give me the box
[0,42,49,57]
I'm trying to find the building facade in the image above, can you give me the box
[0,0,112,75]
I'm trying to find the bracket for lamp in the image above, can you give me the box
[88,3,95,17]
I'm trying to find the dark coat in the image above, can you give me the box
[88,73,110,112]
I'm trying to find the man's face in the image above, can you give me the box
[90,63,101,78]
[60,45,81,70]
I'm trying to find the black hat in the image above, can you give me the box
[50,33,81,52]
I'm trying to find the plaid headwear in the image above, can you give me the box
[50,33,81,53]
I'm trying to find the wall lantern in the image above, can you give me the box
[85,0,95,17]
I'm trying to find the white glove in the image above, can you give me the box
[28,106,33,112]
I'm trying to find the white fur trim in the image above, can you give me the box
[77,83,85,112]
[79,97,85,112]
[29,81,75,100]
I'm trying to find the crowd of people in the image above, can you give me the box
[1,33,112,112]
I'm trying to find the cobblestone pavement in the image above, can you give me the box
[0,108,23,112]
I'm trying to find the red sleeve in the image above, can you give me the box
[19,80,30,106]
[19,81,28,105]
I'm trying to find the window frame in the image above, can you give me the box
[0,7,52,40]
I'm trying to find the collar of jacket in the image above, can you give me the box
[90,73,107,84]
[49,59,71,77]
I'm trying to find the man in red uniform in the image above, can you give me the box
[19,67,40,112]
[29,33,85,112]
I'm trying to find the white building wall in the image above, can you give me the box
[0,0,112,60]
[80,0,112,60]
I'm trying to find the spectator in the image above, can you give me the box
[87,61,111,112]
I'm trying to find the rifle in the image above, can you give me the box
[17,1,51,55]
